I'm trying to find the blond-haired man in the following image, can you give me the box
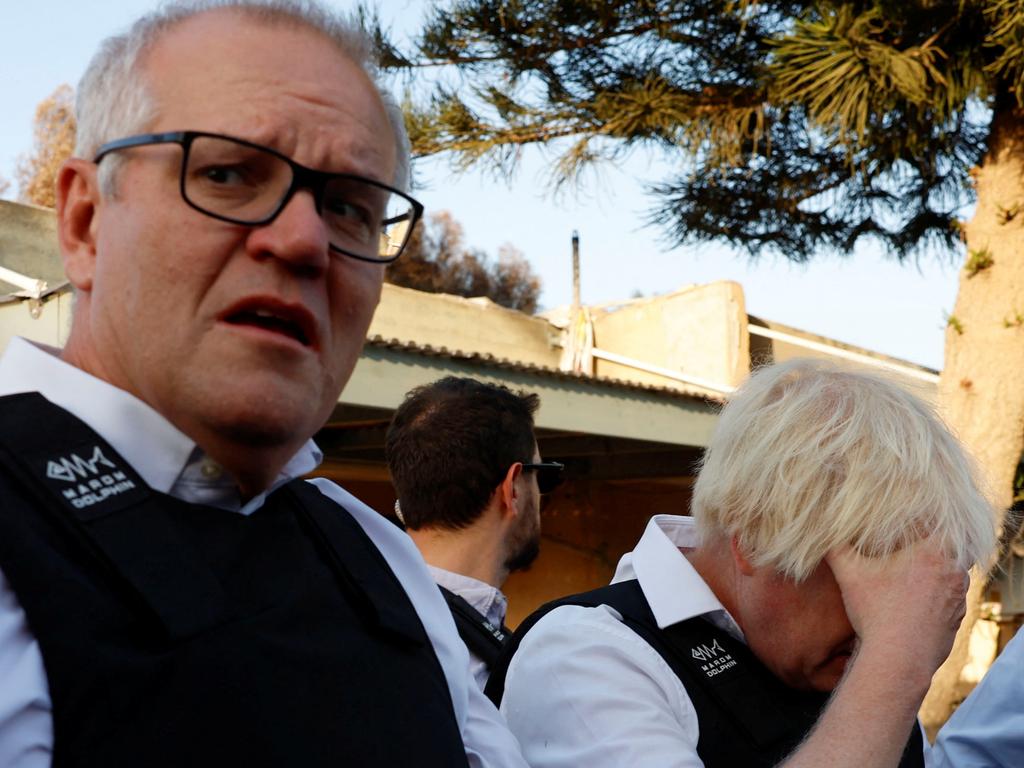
[489,358,995,768]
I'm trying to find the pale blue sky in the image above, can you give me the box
[0,0,962,369]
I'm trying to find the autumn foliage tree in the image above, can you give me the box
[17,84,76,209]
[386,210,541,313]
[386,0,1024,732]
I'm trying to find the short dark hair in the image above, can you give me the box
[385,377,540,530]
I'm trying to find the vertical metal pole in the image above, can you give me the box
[571,230,580,309]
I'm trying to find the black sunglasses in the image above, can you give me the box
[522,461,565,494]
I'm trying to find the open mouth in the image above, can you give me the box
[221,300,316,348]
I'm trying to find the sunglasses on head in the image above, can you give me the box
[522,461,565,494]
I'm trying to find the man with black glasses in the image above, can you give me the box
[0,2,527,766]
[386,377,562,689]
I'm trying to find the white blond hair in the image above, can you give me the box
[691,358,997,581]
[75,0,410,195]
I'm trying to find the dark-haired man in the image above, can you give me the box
[386,376,562,688]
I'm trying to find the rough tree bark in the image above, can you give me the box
[920,102,1024,738]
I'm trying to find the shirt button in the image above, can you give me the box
[200,459,223,479]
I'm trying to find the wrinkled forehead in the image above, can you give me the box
[135,9,396,179]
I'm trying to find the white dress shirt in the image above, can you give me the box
[0,337,527,768]
[500,514,741,768]
[429,564,509,690]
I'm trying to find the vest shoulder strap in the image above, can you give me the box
[438,585,508,668]
[287,480,430,647]
[484,580,638,704]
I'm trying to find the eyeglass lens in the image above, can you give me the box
[182,135,414,261]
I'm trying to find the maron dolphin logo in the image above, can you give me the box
[46,446,117,483]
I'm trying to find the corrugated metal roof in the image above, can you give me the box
[364,334,727,404]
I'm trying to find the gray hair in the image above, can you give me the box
[75,0,410,195]
[691,358,997,581]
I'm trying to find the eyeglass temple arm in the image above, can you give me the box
[93,131,189,162]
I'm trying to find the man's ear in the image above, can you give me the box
[498,462,523,518]
[730,534,757,577]
[56,158,102,292]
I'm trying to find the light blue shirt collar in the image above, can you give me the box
[428,564,509,629]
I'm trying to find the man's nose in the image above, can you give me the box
[246,189,330,274]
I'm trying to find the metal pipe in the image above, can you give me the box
[748,324,940,384]
[590,347,735,394]
[571,230,580,309]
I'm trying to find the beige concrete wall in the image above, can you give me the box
[0,292,72,353]
[0,200,64,284]
[591,281,749,390]
[0,201,71,354]
[370,284,562,368]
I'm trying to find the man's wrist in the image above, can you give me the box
[850,636,936,700]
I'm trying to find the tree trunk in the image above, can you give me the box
[919,102,1024,738]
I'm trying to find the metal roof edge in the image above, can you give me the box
[364,334,726,404]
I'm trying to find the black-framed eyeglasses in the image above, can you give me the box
[522,461,565,494]
[93,131,424,264]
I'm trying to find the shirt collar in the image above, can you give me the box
[613,514,741,638]
[0,337,322,513]
[427,564,508,628]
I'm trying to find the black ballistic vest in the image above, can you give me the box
[487,580,924,768]
[0,392,469,768]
